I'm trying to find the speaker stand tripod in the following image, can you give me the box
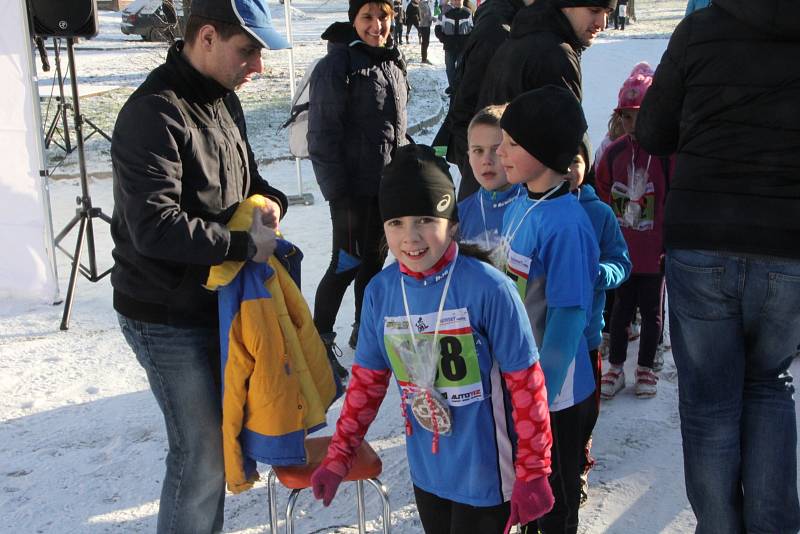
[53,37,112,331]
[43,39,111,159]
[43,38,73,154]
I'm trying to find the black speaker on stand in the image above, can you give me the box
[27,0,98,38]
[27,0,110,331]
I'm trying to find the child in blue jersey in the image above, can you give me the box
[311,144,555,534]
[496,86,600,534]
[567,135,632,505]
[458,104,522,250]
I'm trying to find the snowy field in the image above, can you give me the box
[3,1,799,532]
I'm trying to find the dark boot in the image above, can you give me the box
[321,333,349,381]
[348,321,360,350]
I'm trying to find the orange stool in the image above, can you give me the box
[267,436,391,534]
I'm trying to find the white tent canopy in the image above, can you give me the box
[0,0,58,310]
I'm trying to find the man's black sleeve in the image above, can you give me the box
[636,18,688,156]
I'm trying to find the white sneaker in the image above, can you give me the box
[635,366,658,398]
[600,365,625,399]
[652,345,666,372]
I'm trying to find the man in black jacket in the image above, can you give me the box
[449,0,614,200]
[636,2,800,532]
[110,0,289,531]
[433,0,530,200]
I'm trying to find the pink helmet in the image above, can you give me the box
[615,62,654,111]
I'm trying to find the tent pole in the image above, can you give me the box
[283,0,314,206]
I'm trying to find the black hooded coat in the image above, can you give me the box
[307,22,409,201]
[636,0,800,258]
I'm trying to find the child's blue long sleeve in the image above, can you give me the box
[595,217,631,291]
[540,306,586,406]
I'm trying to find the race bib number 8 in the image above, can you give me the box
[384,308,484,406]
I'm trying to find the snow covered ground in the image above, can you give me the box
[3,1,799,532]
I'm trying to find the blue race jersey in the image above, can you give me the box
[458,185,522,249]
[502,191,599,411]
[356,252,538,506]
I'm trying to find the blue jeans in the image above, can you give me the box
[666,249,800,534]
[118,314,225,534]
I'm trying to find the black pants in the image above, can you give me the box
[609,273,665,368]
[313,197,386,335]
[405,20,419,42]
[414,485,510,534]
[393,22,403,44]
[419,26,431,61]
[524,393,599,534]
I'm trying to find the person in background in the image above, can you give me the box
[636,0,800,531]
[566,135,631,503]
[310,144,555,534]
[418,0,435,64]
[497,86,600,534]
[405,0,421,43]
[435,0,474,91]
[432,0,534,201]
[457,105,522,248]
[308,0,409,379]
[614,0,627,29]
[393,0,406,43]
[473,0,616,199]
[110,0,289,531]
[596,62,671,400]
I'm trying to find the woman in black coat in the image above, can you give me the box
[307,0,409,379]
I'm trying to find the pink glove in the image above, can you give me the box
[310,464,345,507]
[504,476,555,534]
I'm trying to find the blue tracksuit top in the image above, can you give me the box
[577,184,631,350]
[458,185,522,248]
[502,189,599,411]
[356,252,538,506]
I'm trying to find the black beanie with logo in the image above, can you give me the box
[380,144,459,223]
[349,0,393,22]
[500,85,588,174]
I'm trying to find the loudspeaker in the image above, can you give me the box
[27,0,98,39]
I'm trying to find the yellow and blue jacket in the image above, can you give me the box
[207,196,342,494]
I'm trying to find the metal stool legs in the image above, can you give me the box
[267,468,391,533]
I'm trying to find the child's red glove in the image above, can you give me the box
[310,364,391,507]
[503,476,555,534]
[310,465,345,507]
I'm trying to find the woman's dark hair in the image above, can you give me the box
[184,15,249,45]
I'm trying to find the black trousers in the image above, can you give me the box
[313,197,386,335]
[414,485,510,534]
[524,393,599,534]
[609,273,665,368]
[419,26,431,61]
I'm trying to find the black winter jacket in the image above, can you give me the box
[478,0,584,108]
[308,23,408,201]
[636,0,800,259]
[110,42,287,326]
[435,0,523,199]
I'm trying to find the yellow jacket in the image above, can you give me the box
[207,196,341,494]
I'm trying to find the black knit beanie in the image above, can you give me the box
[349,0,393,22]
[380,144,459,223]
[500,85,588,174]
[554,0,617,9]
